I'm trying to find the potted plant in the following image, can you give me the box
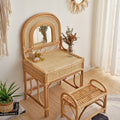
[0,81,21,113]
[61,27,78,55]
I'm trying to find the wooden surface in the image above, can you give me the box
[11,68,120,120]
[33,49,83,83]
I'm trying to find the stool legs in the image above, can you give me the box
[103,95,107,113]
[61,97,64,118]
[75,109,79,120]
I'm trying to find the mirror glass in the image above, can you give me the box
[33,25,52,45]
[75,0,83,4]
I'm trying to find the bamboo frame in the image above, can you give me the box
[61,79,107,120]
[21,13,84,117]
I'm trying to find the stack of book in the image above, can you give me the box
[0,102,26,120]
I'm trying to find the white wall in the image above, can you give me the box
[0,0,94,99]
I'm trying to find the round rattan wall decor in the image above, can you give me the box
[67,0,88,14]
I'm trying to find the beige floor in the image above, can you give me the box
[12,68,120,120]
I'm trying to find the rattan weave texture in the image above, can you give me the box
[64,85,104,107]
[61,79,107,120]
[24,49,83,83]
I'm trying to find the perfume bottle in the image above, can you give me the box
[29,48,35,59]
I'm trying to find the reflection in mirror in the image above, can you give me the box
[75,0,83,4]
[33,25,52,45]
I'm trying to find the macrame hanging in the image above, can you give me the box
[0,0,12,56]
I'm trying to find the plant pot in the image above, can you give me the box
[0,100,13,113]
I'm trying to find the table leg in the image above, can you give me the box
[24,71,27,100]
[44,83,49,117]
[59,80,62,85]
[80,70,84,86]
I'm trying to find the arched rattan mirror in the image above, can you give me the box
[21,13,61,52]
[67,0,88,14]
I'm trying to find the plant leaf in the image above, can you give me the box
[8,87,20,96]
[0,90,6,97]
[12,95,22,97]
[0,91,7,100]
[7,82,16,94]
[0,82,2,90]
[3,81,6,88]
[0,81,21,102]
[0,81,6,94]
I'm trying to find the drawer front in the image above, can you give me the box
[48,62,83,82]
[23,62,45,83]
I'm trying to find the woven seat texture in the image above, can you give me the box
[26,49,83,83]
[64,85,104,108]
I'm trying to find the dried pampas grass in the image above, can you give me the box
[66,0,88,14]
[0,0,12,56]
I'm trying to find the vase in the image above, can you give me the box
[68,44,73,55]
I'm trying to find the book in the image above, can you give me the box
[0,102,19,116]
[0,102,26,120]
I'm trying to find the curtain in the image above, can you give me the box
[0,0,12,56]
[91,0,120,75]
[116,6,120,75]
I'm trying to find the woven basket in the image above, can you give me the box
[0,100,13,113]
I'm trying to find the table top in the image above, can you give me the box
[33,49,82,73]
[24,49,84,83]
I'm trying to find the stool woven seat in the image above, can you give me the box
[61,79,107,120]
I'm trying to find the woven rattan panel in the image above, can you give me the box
[23,13,60,49]
[23,61,45,83]
[28,49,83,83]
[64,85,104,108]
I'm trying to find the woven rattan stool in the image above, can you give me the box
[61,79,107,120]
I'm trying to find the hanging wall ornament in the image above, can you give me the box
[0,0,12,56]
[67,0,88,14]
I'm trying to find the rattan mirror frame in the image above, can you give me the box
[67,0,88,14]
[30,22,55,48]
[21,13,61,52]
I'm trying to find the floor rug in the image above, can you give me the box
[55,95,120,120]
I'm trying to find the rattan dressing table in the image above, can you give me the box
[21,13,84,117]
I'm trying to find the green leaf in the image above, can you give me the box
[8,87,20,96]
[0,98,12,104]
[0,82,2,90]
[3,81,6,88]
[7,82,15,94]
[12,95,22,97]
[0,91,8,100]
[0,96,7,101]
[0,81,21,102]
[0,91,6,97]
